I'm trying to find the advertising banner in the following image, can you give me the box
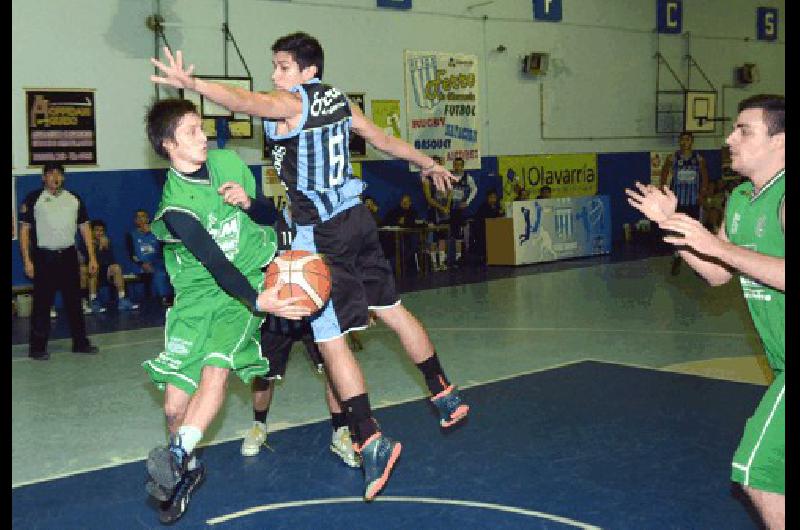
[510,195,611,264]
[26,89,97,166]
[498,154,598,208]
[404,51,480,170]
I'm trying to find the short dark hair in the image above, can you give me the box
[135,209,149,216]
[145,98,199,160]
[90,219,106,230]
[738,94,785,136]
[679,131,694,140]
[42,162,65,176]
[271,32,324,80]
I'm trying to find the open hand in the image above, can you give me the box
[256,282,312,320]
[150,47,196,90]
[422,164,459,194]
[625,181,677,224]
[659,213,721,256]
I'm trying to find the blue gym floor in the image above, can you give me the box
[11,242,772,529]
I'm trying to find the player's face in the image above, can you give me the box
[42,169,64,194]
[166,112,208,168]
[400,196,411,209]
[726,108,782,178]
[271,51,316,91]
[92,225,105,240]
[678,134,693,151]
[487,193,497,206]
[453,159,464,173]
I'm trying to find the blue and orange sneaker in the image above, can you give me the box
[357,433,402,501]
[430,385,470,428]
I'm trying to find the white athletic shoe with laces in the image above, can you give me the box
[240,421,267,457]
[330,426,361,468]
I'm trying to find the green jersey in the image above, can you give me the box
[152,149,277,293]
[725,169,785,371]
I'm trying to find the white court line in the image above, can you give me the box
[10,359,585,489]
[206,496,603,528]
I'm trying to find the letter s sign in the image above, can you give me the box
[757,8,778,41]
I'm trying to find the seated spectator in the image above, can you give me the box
[472,189,505,260]
[126,209,174,307]
[382,194,421,275]
[421,155,451,271]
[536,186,552,199]
[80,219,139,312]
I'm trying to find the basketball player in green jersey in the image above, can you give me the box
[142,98,311,524]
[626,94,784,530]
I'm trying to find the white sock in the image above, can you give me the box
[186,455,198,471]
[118,289,126,299]
[90,293,97,301]
[177,425,202,454]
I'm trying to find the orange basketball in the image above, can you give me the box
[264,250,332,313]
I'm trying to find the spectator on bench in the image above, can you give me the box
[126,209,174,307]
[80,219,139,312]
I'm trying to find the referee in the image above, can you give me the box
[18,162,99,360]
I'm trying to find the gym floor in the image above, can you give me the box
[11,242,771,529]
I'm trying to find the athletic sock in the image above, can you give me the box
[177,425,202,455]
[331,412,348,431]
[343,394,379,447]
[254,408,268,425]
[416,352,451,396]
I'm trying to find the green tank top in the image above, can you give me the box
[724,169,785,371]
[151,149,277,293]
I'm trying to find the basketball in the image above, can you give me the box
[264,250,332,313]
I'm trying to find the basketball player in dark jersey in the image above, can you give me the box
[152,33,469,502]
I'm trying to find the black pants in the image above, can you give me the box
[30,246,90,354]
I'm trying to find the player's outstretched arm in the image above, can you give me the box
[349,103,457,193]
[661,215,783,291]
[150,47,301,119]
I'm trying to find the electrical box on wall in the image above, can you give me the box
[522,52,549,75]
[735,63,759,85]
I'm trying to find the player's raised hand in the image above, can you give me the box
[256,281,312,320]
[625,181,677,224]
[422,163,458,194]
[150,47,196,90]
[218,182,251,210]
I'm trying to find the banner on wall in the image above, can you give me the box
[404,51,480,170]
[371,100,402,140]
[347,93,367,157]
[511,195,611,265]
[26,89,97,166]
[649,151,672,187]
[498,154,598,207]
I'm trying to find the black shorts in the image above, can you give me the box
[292,203,398,342]
[259,315,323,380]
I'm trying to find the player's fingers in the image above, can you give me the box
[163,46,175,65]
[186,64,195,76]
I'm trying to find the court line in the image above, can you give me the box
[10,359,586,489]
[205,495,602,528]
[581,357,770,386]
[11,324,756,361]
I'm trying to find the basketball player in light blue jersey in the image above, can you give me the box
[151,33,470,502]
[660,131,710,274]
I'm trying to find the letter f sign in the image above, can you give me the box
[657,0,682,34]
[533,0,562,22]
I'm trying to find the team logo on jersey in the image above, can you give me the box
[730,212,741,235]
[310,87,347,117]
[208,213,241,261]
[755,215,766,238]
[272,145,287,176]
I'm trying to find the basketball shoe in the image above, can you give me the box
[430,385,470,428]
[330,426,361,468]
[357,433,402,501]
[158,461,206,524]
[240,421,268,457]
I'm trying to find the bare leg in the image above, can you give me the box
[181,365,230,434]
[109,264,125,296]
[317,337,367,402]
[744,486,785,530]
[163,384,192,435]
[373,303,433,364]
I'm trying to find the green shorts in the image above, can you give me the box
[142,285,269,395]
[731,370,785,494]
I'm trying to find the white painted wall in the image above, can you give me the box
[12,0,784,174]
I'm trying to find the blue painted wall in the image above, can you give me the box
[11,152,721,287]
